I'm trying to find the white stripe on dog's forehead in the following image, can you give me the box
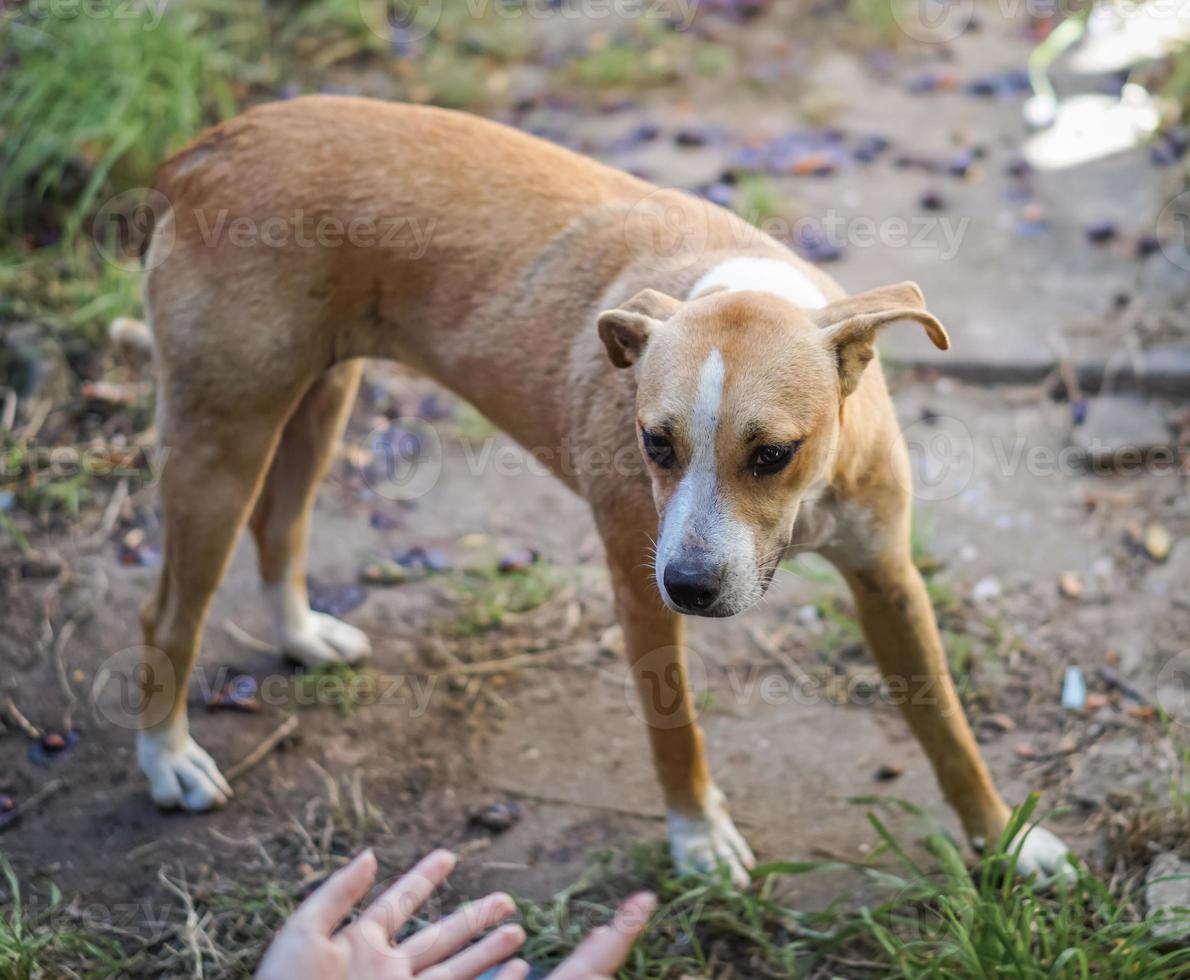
[692,349,724,453]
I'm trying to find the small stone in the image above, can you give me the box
[360,559,410,585]
[1144,523,1172,563]
[1058,572,1083,600]
[1086,220,1118,244]
[599,624,625,657]
[874,764,904,781]
[1146,852,1190,942]
[470,800,522,834]
[206,675,260,712]
[983,713,1016,732]
[1061,666,1087,711]
[796,604,821,625]
[972,576,1001,605]
[1070,396,1171,467]
[19,551,64,580]
[498,548,539,574]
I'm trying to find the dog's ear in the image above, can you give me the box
[813,281,949,397]
[597,288,682,369]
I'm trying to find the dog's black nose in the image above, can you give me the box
[663,562,722,612]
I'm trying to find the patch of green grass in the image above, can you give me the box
[843,798,1190,978]
[572,42,676,88]
[0,2,249,238]
[0,246,142,340]
[817,594,863,653]
[4,795,1190,978]
[941,627,977,679]
[518,796,1190,979]
[925,575,962,617]
[847,0,901,41]
[450,562,561,634]
[733,175,786,227]
[0,854,127,980]
[691,42,733,78]
[779,551,841,585]
[292,662,372,717]
[517,841,819,978]
[449,402,500,443]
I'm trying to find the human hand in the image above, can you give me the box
[256,849,524,980]
[498,891,658,980]
[257,848,657,980]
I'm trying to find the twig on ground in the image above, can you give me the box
[225,714,299,782]
[157,870,209,979]
[1,778,65,831]
[3,696,42,739]
[91,477,129,541]
[0,387,16,432]
[439,647,568,676]
[49,605,90,729]
[480,782,671,822]
[17,397,51,442]
[224,619,276,654]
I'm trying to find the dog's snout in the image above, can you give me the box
[663,561,723,612]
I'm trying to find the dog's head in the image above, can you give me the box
[598,280,949,617]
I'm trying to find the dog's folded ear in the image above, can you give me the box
[813,281,950,397]
[597,288,682,369]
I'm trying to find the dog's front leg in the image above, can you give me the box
[609,555,755,886]
[832,545,1073,881]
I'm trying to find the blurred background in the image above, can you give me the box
[1,1,1189,977]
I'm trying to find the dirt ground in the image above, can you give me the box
[2,1,1189,972]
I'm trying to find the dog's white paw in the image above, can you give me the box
[1012,825,1076,884]
[281,610,372,667]
[138,728,233,812]
[667,787,755,888]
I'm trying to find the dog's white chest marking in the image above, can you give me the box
[690,256,829,309]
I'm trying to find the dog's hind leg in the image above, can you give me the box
[603,520,755,887]
[138,379,298,811]
[248,360,369,667]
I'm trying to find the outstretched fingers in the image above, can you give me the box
[548,892,657,979]
[290,850,379,934]
[402,892,520,973]
[360,849,458,939]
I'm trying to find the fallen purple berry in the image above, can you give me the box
[919,189,946,211]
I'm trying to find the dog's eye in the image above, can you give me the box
[641,430,677,470]
[751,442,799,476]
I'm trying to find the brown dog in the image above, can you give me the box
[133,96,1071,883]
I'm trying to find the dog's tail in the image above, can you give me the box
[109,316,155,358]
